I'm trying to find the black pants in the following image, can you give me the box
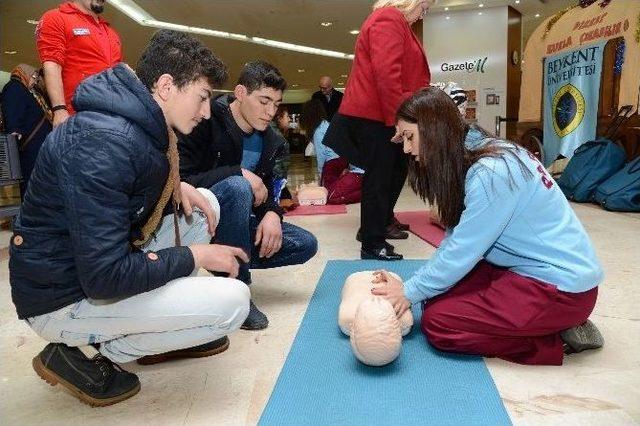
[325,114,408,249]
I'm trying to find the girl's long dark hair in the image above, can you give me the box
[300,99,327,136]
[396,87,531,229]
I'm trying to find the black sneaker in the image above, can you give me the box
[357,228,408,242]
[241,299,269,330]
[361,246,403,261]
[32,343,140,407]
[137,336,230,365]
[391,217,410,231]
[560,320,604,354]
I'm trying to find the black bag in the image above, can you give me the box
[0,133,22,183]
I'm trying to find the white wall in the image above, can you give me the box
[424,7,508,137]
[0,71,11,92]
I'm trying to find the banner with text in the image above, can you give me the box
[542,40,606,166]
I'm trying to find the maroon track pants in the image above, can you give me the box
[321,158,363,205]
[421,261,598,365]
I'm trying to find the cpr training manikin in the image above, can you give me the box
[296,182,328,206]
[338,271,413,366]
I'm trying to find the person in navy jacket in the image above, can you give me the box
[324,0,433,260]
[10,30,251,406]
[373,87,604,365]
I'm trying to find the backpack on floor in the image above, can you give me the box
[593,157,640,212]
[556,138,627,202]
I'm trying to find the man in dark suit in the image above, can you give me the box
[311,76,343,121]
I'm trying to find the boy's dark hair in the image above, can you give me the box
[238,60,287,94]
[136,30,228,92]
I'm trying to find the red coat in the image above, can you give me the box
[36,2,122,114]
[339,7,430,127]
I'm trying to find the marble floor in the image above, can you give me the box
[0,155,638,425]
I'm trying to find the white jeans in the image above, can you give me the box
[26,188,250,363]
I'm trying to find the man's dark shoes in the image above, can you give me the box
[32,343,140,407]
[391,216,410,231]
[560,320,604,355]
[357,228,408,242]
[137,336,230,365]
[385,225,409,239]
[361,246,403,261]
[241,299,269,330]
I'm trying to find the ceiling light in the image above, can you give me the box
[291,84,299,87]
[4,51,18,55]
[444,7,449,11]
[110,0,354,60]
[341,74,348,78]
[478,12,483,15]
[252,36,354,59]
[320,22,333,27]
[446,16,450,20]
[337,82,344,86]
[515,0,520,3]
[298,69,305,73]
[479,3,484,7]
[535,13,540,18]
[349,30,359,35]
[26,19,39,25]
[109,0,152,22]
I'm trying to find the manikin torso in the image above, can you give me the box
[296,182,328,206]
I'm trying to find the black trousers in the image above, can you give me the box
[325,114,408,249]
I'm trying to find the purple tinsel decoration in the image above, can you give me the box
[614,39,625,75]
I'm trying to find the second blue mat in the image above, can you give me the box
[259,260,511,426]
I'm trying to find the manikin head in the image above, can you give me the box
[318,76,333,96]
[350,297,402,366]
[137,30,228,136]
[338,271,413,366]
[231,61,287,133]
[373,0,437,25]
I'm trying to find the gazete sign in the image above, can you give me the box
[440,57,488,73]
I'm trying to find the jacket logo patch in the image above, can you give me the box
[73,28,90,36]
[136,206,144,215]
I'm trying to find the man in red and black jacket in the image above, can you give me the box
[36,0,121,125]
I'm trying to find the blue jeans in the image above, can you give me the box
[211,176,318,284]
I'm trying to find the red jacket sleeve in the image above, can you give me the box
[368,12,408,126]
[37,10,67,66]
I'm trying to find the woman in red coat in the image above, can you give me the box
[324,0,432,260]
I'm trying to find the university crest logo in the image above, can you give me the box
[552,84,585,138]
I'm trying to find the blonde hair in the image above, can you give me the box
[373,0,436,13]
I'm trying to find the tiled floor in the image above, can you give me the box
[1,156,639,425]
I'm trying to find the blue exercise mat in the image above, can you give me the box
[259,260,511,426]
